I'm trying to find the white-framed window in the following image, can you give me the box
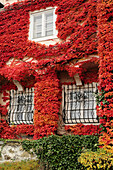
[8,88,34,125]
[62,83,99,124]
[29,7,57,42]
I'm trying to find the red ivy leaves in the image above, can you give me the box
[0,0,112,140]
[0,120,34,139]
[33,71,61,139]
[65,124,101,135]
[97,1,113,146]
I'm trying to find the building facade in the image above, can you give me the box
[0,0,112,139]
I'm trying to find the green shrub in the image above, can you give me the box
[0,160,40,170]
[78,146,113,170]
[22,135,99,170]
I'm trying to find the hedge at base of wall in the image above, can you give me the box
[22,135,99,170]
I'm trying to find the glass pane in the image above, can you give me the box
[89,100,94,109]
[27,112,33,121]
[84,100,89,109]
[35,25,42,32]
[83,91,89,100]
[27,104,32,112]
[34,15,42,24]
[46,30,53,36]
[88,110,96,118]
[89,90,95,99]
[71,110,81,119]
[17,113,22,121]
[84,110,89,118]
[33,15,42,38]
[26,95,32,103]
[45,12,53,36]
[34,33,41,38]
[72,102,79,111]
[45,12,53,23]
[46,23,53,30]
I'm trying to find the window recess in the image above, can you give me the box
[62,83,99,124]
[8,88,34,125]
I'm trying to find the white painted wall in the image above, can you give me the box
[0,0,22,5]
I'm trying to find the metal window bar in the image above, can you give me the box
[62,83,99,124]
[8,88,34,125]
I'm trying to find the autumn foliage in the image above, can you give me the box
[0,0,112,140]
[97,0,113,146]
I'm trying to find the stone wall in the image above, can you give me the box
[0,140,37,163]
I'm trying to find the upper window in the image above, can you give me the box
[62,83,99,124]
[29,7,57,42]
[8,88,34,125]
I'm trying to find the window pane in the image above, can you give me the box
[46,30,53,36]
[46,12,53,23]
[33,15,42,38]
[35,32,42,38]
[45,12,53,36]
[71,110,81,119]
[35,25,42,32]
[46,23,53,30]
[34,15,42,24]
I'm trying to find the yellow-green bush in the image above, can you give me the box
[78,146,113,170]
[0,160,39,170]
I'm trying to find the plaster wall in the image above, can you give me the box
[0,0,5,5]
[0,140,37,163]
[0,93,8,106]
[0,0,20,5]
[0,91,9,120]
[38,38,61,46]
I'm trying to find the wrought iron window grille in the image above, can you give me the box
[62,83,99,124]
[8,88,34,125]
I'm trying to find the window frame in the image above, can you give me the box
[62,82,99,125]
[29,7,57,42]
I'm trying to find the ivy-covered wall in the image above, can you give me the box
[0,0,112,141]
[97,0,113,146]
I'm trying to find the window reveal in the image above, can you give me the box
[62,83,99,124]
[8,88,34,125]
